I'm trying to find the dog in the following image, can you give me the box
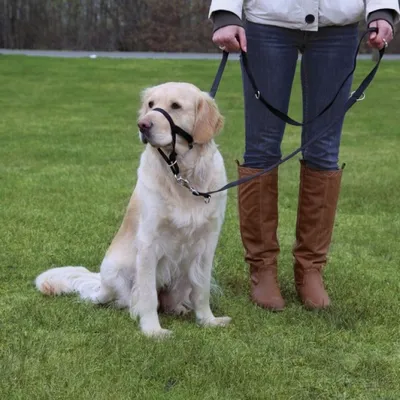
[35,82,231,338]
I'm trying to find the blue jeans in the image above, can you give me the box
[241,22,359,171]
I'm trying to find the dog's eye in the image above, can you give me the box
[148,101,154,108]
[171,102,181,110]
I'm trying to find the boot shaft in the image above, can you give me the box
[294,161,343,269]
[237,164,279,270]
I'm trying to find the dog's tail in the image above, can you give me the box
[35,266,104,303]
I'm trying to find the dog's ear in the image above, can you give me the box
[192,92,224,144]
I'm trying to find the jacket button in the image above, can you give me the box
[305,14,315,24]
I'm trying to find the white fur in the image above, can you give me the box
[36,82,230,338]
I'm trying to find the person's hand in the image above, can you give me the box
[212,25,247,52]
[368,19,393,49]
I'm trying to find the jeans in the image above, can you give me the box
[241,21,359,171]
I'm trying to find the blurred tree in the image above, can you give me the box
[0,0,398,53]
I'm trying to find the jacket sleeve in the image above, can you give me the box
[365,0,400,28]
[211,11,244,33]
[208,0,244,20]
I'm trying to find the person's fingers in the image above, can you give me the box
[215,39,240,52]
[369,21,378,41]
[380,22,394,43]
[237,28,247,52]
[223,36,241,52]
[212,26,247,52]
[368,20,393,49]
[214,33,240,51]
[212,31,234,51]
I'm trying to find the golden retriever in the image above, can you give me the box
[35,82,231,338]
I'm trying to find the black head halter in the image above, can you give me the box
[152,107,194,176]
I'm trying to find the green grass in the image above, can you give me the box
[1,54,400,400]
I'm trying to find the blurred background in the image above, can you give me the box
[1,0,399,53]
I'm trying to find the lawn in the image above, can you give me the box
[1,54,400,400]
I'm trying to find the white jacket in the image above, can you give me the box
[209,0,400,31]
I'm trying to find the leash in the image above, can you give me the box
[155,28,385,202]
[189,27,385,200]
[209,49,230,98]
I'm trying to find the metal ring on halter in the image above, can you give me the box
[383,38,388,48]
[255,91,260,99]
[219,45,226,51]
[350,91,366,102]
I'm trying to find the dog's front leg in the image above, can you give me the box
[189,236,231,328]
[131,246,171,339]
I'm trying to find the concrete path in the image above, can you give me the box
[0,49,238,60]
[1,48,399,60]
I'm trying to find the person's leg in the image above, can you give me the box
[238,22,299,310]
[294,24,359,308]
[242,22,299,169]
[301,23,358,170]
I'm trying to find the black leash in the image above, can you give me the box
[209,50,230,98]
[190,27,385,200]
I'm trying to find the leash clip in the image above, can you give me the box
[174,175,211,203]
[175,174,199,195]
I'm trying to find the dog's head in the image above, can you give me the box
[137,82,224,148]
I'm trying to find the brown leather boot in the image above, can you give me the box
[237,163,285,311]
[293,161,343,309]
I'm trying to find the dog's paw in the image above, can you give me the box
[199,316,232,327]
[142,328,173,339]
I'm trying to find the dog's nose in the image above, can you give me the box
[138,120,152,132]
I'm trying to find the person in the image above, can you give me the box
[208,1,399,310]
